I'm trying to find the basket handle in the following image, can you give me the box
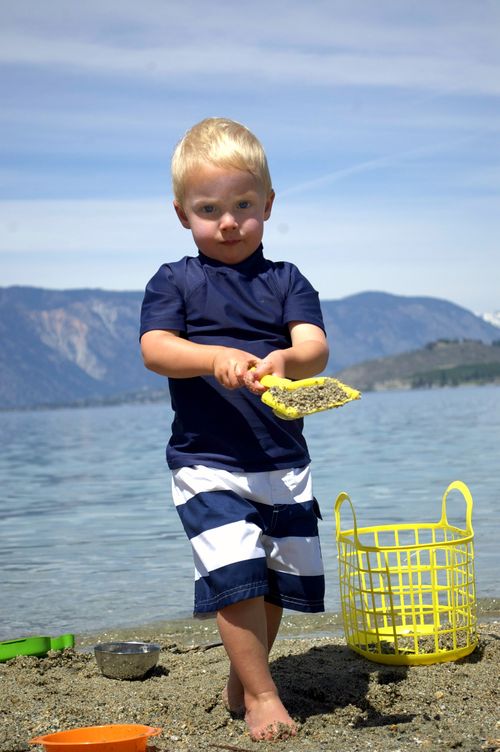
[440,480,474,534]
[334,491,361,544]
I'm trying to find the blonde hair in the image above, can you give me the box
[171,117,273,205]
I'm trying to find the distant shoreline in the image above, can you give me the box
[2,378,500,414]
[3,597,499,649]
[68,597,500,650]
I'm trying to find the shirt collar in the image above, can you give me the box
[198,244,265,273]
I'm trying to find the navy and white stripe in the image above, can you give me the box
[171,465,325,615]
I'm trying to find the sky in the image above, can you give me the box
[1,0,499,313]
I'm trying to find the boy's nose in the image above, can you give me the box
[219,212,238,230]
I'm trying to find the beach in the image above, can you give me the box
[1,610,499,752]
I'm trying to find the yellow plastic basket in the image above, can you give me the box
[335,481,477,665]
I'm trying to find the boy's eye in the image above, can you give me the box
[201,205,215,214]
[238,200,250,209]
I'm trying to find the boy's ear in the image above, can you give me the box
[264,190,275,221]
[173,201,191,229]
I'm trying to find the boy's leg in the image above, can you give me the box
[217,597,297,741]
[223,601,283,715]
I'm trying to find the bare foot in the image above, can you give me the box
[222,678,245,718]
[245,691,298,741]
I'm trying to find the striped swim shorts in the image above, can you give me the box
[171,464,325,616]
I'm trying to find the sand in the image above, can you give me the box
[1,612,499,752]
[266,379,354,415]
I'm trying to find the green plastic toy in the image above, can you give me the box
[0,634,75,662]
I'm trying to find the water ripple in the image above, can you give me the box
[1,387,499,638]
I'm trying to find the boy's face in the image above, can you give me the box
[174,164,274,265]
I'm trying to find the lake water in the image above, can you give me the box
[1,385,499,640]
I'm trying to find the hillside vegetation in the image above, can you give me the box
[335,339,500,391]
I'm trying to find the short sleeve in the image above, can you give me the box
[140,264,186,338]
[281,264,325,332]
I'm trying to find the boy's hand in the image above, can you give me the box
[240,324,329,395]
[212,349,259,390]
[241,351,287,394]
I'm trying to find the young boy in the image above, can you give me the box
[140,118,329,741]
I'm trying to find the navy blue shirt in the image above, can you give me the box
[140,245,325,472]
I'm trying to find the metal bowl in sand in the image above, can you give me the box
[94,641,161,680]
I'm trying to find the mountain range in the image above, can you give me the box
[1,286,498,410]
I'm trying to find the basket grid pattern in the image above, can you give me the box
[335,482,477,665]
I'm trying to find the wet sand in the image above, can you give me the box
[1,609,499,752]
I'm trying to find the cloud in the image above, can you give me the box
[4,0,499,53]
[1,1,498,311]
[280,135,479,197]
[0,198,181,254]
[1,2,500,95]
[2,36,499,97]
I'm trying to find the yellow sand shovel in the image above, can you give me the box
[259,374,361,420]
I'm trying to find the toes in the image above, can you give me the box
[250,721,298,742]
